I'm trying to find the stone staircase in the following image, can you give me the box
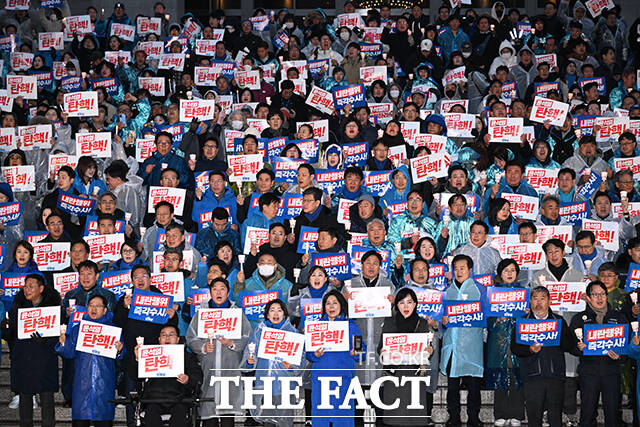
[0,344,632,425]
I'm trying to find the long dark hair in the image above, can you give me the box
[321,289,348,318]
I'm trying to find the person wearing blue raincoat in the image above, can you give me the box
[306,290,364,427]
[192,171,238,229]
[233,252,293,328]
[482,159,538,214]
[241,299,302,427]
[380,165,412,219]
[330,167,371,215]
[194,208,241,259]
[104,96,150,141]
[435,193,475,257]
[526,139,561,170]
[137,131,193,189]
[608,131,640,172]
[388,189,437,257]
[318,65,350,92]
[241,193,280,250]
[422,113,460,162]
[483,146,513,188]
[55,295,124,424]
[440,254,485,427]
[485,260,525,424]
[484,198,520,235]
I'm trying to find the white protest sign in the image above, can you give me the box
[257,327,305,365]
[138,344,184,378]
[17,306,60,340]
[305,321,350,352]
[196,308,243,339]
[76,320,122,359]
[147,187,187,216]
[348,287,392,318]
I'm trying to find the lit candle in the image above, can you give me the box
[574,328,583,341]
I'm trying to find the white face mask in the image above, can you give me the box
[258,264,275,276]
[284,22,294,29]
[340,32,350,41]
[67,70,77,76]
[501,52,511,60]
[244,65,252,71]
[231,120,243,130]
[462,51,472,58]
[77,128,89,134]
[50,14,57,21]
[390,89,400,98]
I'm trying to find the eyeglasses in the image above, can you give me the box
[590,292,607,298]
[132,274,149,280]
[88,304,105,309]
[159,333,178,338]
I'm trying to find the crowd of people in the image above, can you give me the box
[2,0,640,426]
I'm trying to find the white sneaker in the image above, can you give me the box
[7,395,19,409]
[509,419,522,427]
[32,396,37,409]
[494,419,507,427]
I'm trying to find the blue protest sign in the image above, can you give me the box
[128,289,173,324]
[332,84,366,110]
[70,306,88,324]
[297,226,318,254]
[90,77,119,97]
[363,170,393,197]
[190,288,212,317]
[342,141,368,167]
[311,253,351,280]
[583,323,628,355]
[41,0,64,7]
[266,136,289,160]
[60,76,82,92]
[279,193,303,220]
[444,300,486,327]
[308,59,329,79]
[578,77,607,97]
[0,202,22,226]
[210,60,236,80]
[0,272,26,305]
[99,269,131,299]
[485,287,529,318]
[0,35,17,53]
[300,297,323,329]
[501,82,518,100]
[625,263,640,292]
[410,286,444,321]
[294,139,319,163]
[239,289,281,320]
[429,263,448,291]
[578,171,603,199]
[473,273,494,288]
[558,200,589,226]
[315,169,346,194]
[534,82,560,97]
[359,43,383,59]
[515,318,562,346]
[28,71,54,91]
[273,157,305,183]
[272,31,289,50]
[57,191,95,216]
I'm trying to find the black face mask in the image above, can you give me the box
[445,90,456,98]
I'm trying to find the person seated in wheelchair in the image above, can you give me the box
[134,324,203,426]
